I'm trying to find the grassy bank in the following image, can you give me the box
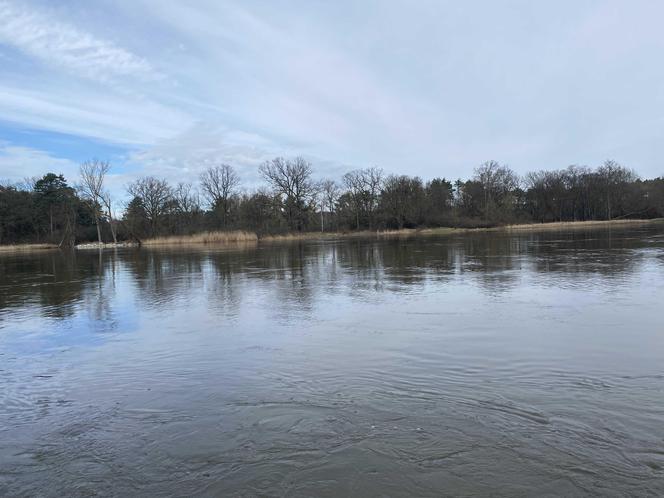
[260,228,454,242]
[261,218,662,242]
[0,243,58,253]
[142,230,258,247]
[120,219,664,249]
[501,218,663,232]
[264,219,663,241]
[2,219,660,252]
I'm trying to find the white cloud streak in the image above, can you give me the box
[0,0,159,83]
[0,142,79,183]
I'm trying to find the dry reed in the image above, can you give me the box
[57,218,662,252]
[142,230,258,246]
[0,243,58,253]
[502,219,659,232]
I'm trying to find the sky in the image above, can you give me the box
[1,0,663,199]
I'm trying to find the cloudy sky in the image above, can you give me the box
[1,0,663,196]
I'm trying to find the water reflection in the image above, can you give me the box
[2,226,660,324]
[1,224,664,496]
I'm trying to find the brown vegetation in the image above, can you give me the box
[502,218,662,232]
[142,230,258,246]
[0,243,58,253]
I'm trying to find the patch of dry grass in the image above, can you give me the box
[0,243,58,253]
[259,227,460,242]
[132,218,664,249]
[142,230,258,246]
[502,219,660,232]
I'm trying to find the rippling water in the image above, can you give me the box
[1,225,664,496]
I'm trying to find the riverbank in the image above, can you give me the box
[263,218,663,242]
[75,241,139,250]
[1,219,661,253]
[501,218,663,232]
[259,227,458,242]
[140,218,662,247]
[142,231,258,247]
[0,243,58,253]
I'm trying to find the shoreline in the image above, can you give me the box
[500,218,663,232]
[262,218,663,242]
[137,218,664,247]
[1,219,661,253]
[75,241,140,250]
[0,243,59,253]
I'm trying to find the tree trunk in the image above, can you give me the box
[106,206,117,243]
[109,218,117,244]
[95,214,103,244]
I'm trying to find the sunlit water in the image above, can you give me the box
[1,225,664,497]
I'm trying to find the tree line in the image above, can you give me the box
[1,158,663,245]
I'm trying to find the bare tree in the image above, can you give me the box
[100,191,117,243]
[342,167,383,229]
[343,170,364,230]
[173,182,200,214]
[363,167,383,229]
[172,182,201,234]
[79,159,110,244]
[126,176,172,237]
[597,160,637,220]
[320,179,341,231]
[474,160,519,221]
[19,176,39,191]
[259,157,314,231]
[200,164,240,228]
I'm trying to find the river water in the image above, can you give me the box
[1,225,664,496]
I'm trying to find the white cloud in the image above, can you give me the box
[1,0,664,181]
[0,0,159,83]
[0,142,79,184]
[0,85,193,145]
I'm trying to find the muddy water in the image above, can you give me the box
[1,225,664,496]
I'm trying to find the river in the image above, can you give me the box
[1,225,663,496]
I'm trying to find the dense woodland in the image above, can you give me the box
[1,158,663,246]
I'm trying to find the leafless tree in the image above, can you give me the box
[363,167,383,229]
[19,176,39,191]
[343,167,383,229]
[259,157,315,231]
[79,159,110,244]
[320,179,341,231]
[474,160,519,221]
[343,170,364,230]
[173,182,200,214]
[171,182,201,234]
[200,164,240,228]
[597,160,637,219]
[126,176,172,237]
[100,191,117,243]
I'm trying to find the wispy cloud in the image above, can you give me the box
[0,85,193,145]
[0,142,79,184]
[0,0,663,182]
[0,0,159,83]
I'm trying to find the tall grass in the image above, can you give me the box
[0,243,58,253]
[502,219,658,232]
[259,227,460,242]
[109,218,664,249]
[142,230,258,246]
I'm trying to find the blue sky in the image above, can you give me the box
[1,0,663,198]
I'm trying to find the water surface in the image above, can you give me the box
[1,225,664,496]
